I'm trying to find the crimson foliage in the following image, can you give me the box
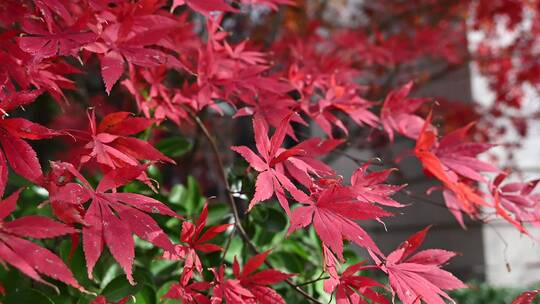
[0,1,539,303]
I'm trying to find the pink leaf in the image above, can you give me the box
[0,151,7,199]
[4,235,84,291]
[83,201,104,280]
[0,133,43,183]
[0,189,21,221]
[102,205,135,285]
[4,215,77,238]
[250,171,275,210]
[101,51,124,95]
[378,228,466,304]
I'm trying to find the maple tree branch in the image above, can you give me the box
[297,271,329,287]
[220,226,236,264]
[185,109,252,242]
[187,109,323,304]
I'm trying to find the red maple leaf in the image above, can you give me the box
[0,100,62,197]
[84,10,183,94]
[71,110,173,170]
[350,164,405,208]
[490,172,540,228]
[25,58,79,103]
[0,33,79,103]
[235,93,305,141]
[18,16,96,59]
[381,81,428,141]
[171,0,238,16]
[414,112,489,225]
[0,88,43,114]
[301,79,378,138]
[189,17,291,113]
[323,261,389,304]
[50,162,180,284]
[41,162,87,225]
[90,295,130,304]
[487,172,532,235]
[288,184,392,259]
[32,0,73,31]
[434,122,498,182]
[414,120,498,227]
[164,202,231,273]
[371,227,465,304]
[122,65,192,126]
[281,137,343,189]
[231,115,309,214]
[210,266,255,303]
[164,268,211,304]
[231,251,294,304]
[512,289,540,304]
[0,189,84,292]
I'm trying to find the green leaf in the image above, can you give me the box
[254,227,275,246]
[263,208,287,232]
[280,239,310,259]
[168,176,205,216]
[75,294,95,304]
[146,165,163,184]
[130,284,156,304]
[156,137,192,158]
[5,289,55,304]
[100,271,150,302]
[269,251,305,274]
[224,236,243,264]
[98,263,122,289]
[206,203,230,226]
[0,266,32,294]
[149,259,180,280]
[59,240,95,289]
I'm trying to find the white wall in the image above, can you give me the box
[468,29,540,286]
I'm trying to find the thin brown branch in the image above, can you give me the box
[220,226,236,265]
[187,109,323,304]
[297,271,329,287]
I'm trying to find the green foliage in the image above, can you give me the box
[155,136,193,159]
[5,289,55,304]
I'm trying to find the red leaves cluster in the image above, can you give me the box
[412,111,539,234]
[71,110,173,170]
[371,227,465,304]
[163,269,211,304]
[512,289,540,304]
[288,184,391,260]
[324,261,389,304]
[0,0,537,303]
[165,251,291,304]
[0,101,62,197]
[50,163,179,284]
[164,202,230,274]
[231,115,311,214]
[381,81,428,142]
[0,190,83,292]
[213,251,292,304]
